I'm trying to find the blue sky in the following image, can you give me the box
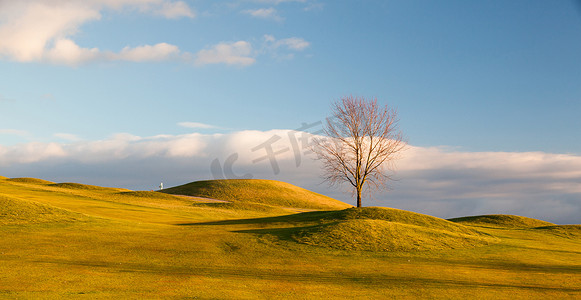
[1,0,580,223]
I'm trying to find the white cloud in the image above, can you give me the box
[384,146,581,223]
[178,122,218,129]
[0,1,309,66]
[115,43,181,62]
[275,37,310,50]
[65,133,207,161]
[154,1,195,19]
[195,41,255,66]
[0,129,29,137]
[0,1,101,62]
[262,35,310,59]
[0,130,579,224]
[0,0,194,65]
[242,8,283,21]
[44,38,101,65]
[0,142,67,164]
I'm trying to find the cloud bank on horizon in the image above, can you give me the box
[1,129,579,224]
[0,0,309,66]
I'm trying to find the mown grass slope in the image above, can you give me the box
[162,179,352,210]
[449,214,555,228]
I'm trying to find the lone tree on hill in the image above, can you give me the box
[312,96,406,207]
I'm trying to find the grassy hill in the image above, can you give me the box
[161,179,352,210]
[449,214,555,228]
[0,176,580,299]
[291,207,497,251]
[213,207,498,252]
[534,225,581,239]
[0,194,89,225]
[49,182,122,191]
[6,177,55,184]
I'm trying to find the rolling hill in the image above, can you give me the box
[448,214,555,228]
[0,194,88,225]
[6,177,55,184]
[161,179,353,210]
[288,207,499,251]
[0,175,579,298]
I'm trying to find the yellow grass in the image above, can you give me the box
[162,179,353,210]
[0,176,579,299]
[449,214,555,228]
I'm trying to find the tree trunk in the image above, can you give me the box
[356,188,362,208]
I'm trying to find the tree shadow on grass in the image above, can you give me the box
[176,210,342,227]
[234,225,322,243]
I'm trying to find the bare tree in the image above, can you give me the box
[312,96,406,207]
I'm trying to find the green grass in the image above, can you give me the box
[0,176,580,299]
[162,179,353,210]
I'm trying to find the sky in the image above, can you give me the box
[1,0,580,224]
